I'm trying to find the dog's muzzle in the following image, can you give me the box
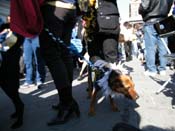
[128,88,139,100]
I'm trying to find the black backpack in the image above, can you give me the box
[96,0,120,35]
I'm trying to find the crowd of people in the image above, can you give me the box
[0,0,175,129]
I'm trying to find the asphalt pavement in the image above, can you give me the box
[0,58,175,131]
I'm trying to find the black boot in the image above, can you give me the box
[48,101,80,126]
[47,87,80,126]
[52,103,62,110]
[10,101,24,129]
[51,85,72,111]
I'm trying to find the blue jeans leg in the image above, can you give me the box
[23,38,33,84]
[144,24,168,72]
[144,25,157,72]
[31,36,46,84]
[157,37,167,71]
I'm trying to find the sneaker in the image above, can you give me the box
[144,70,156,77]
[36,82,44,89]
[20,83,35,89]
[159,70,166,76]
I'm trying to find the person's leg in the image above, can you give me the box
[40,30,80,125]
[23,38,34,84]
[157,37,168,72]
[118,42,126,62]
[124,41,132,61]
[19,45,25,78]
[78,52,89,80]
[40,5,80,125]
[132,40,139,58]
[0,35,24,129]
[144,25,157,73]
[103,35,118,63]
[31,36,46,86]
[87,34,102,60]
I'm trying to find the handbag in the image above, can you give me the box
[0,30,17,67]
[0,30,17,52]
[154,15,175,37]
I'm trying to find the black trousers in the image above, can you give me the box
[40,5,77,89]
[0,35,24,112]
[39,4,78,106]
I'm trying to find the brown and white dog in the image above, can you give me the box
[88,58,139,116]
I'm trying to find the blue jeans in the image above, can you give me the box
[131,40,139,57]
[23,36,45,84]
[118,42,126,61]
[143,24,167,72]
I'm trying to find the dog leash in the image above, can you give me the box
[44,27,94,67]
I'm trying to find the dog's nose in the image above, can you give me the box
[135,94,139,100]
[128,88,139,100]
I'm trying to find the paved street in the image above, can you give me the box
[0,58,175,131]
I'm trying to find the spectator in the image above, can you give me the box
[122,22,133,61]
[20,36,46,89]
[138,0,174,76]
[118,33,126,63]
[10,0,80,126]
[0,14,24,129]
[9,0,45,128]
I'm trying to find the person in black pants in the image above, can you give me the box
[0,33,24,129]
[9,0,80,126]
[0,15,24,129]
[39,0,80,126]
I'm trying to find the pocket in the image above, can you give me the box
[97,15,119,30]
[97,15,120,35]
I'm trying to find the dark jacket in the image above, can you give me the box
[138,0,173,22]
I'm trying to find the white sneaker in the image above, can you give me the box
[159,70,166,76]
[20,83,35,89]
[144,70,156,77]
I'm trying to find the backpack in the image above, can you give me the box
[97,0,120,35]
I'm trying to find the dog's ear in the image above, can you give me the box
[111,70,121,77]
[108,70,122,89]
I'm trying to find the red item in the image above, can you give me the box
[10,0,44,38]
